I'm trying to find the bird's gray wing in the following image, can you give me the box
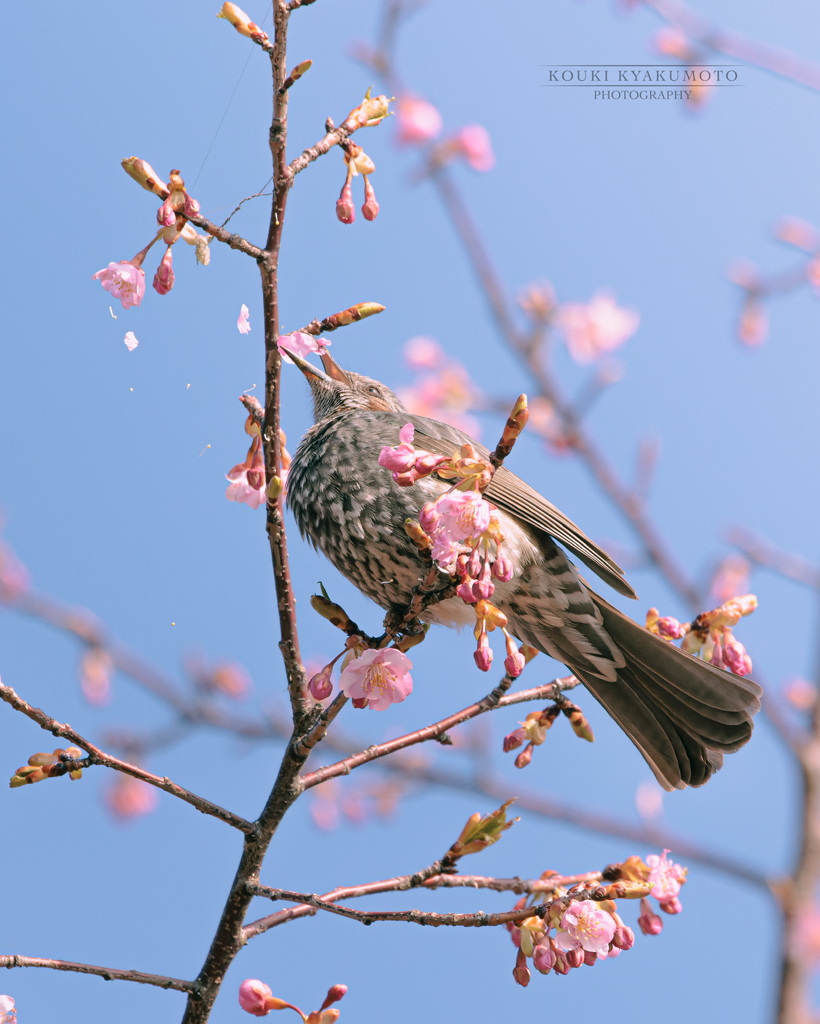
[411,418,637,600]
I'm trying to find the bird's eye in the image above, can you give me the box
[366,386,380,396]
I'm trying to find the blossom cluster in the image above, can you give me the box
[507,850,687,985]
[10,747,84,787]
[239,980,347,1020]
[502,693,593,769]
[378,419,530,677]
[645,593,757,676]
[225,417,292,509]
[93,160,209,313]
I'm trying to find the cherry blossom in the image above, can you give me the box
[554,900,617,955]
[277,331,330,363]
[339,648,413,710]
[451,125,495,171]
[238,979,276,1016]
[123,331,139,351]
[92,260,146,309]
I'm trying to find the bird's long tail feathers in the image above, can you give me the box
[572,595,763,791]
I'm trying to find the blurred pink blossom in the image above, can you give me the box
[93,260,146,309]
[404,336,445,369]
[0,995,16,1024]
[105,774,159,821]
[339,648,413,710]
[451,124,495,171]
[395,95,442,145]
[556,291,639,364]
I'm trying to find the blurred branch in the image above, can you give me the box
[639,0,820,92]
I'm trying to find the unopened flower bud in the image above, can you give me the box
[532,941,556,974]
[308,665,334,701]
[512,948,530,987]
[320,984,348,1010]
[566,947,584,969]
[336,181,355,224]
[362,177,379,221]
[612,925,635,950]
[583,950,598,967]
[503,728,526,752]
[514,744,533,769]
[217,2,270,45]
[152,247,175,295]
[474,631,492,671]
[121,156,169,197]
[637,897,663,935]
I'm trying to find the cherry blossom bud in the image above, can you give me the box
[637,897,663,935]
[512,948,530,987]
[612,925,635,950]
[456,579,477,604]
[583,950,598,967]
[474,631,492,671]
[362,178,380,221]
[532,941,556,974]
[503,728,526,752]
[336,181,355,224]
[553,952,570,975]
[492,553,514,582]
[152,247,175,295]
[514,744,533,768]
[566,947,584,969]
[659,896,683,915]
[320,984,348,1010]
[343,92,392,130]
[503,634,526,678]
[308,665,334,701]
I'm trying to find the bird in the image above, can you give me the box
[285,349,762,790]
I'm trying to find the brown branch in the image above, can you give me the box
[181,6,310,1020]
[0,954,193,992]
[0,682,252,833]
[250,880,621,929]
[300,676,581,790]
[729,528,820,589]
[185,211,267,260]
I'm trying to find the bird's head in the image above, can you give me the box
[284,348,408,421]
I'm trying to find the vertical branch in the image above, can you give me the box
[775,591,820,1024]
[181,8,314,1021]
[260,0,308,723]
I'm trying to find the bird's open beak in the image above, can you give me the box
[280,347,333,384]
[280,347,353,385]
[319,351,353,384]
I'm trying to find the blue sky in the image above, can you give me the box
[2,1,819,1021]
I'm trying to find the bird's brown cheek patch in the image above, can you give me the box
[369,397,396,411]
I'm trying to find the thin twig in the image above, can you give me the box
[0,683,253,833]
[0,954,193,992]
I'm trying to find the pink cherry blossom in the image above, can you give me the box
[237,304,251,334]
[226,445,266,509]
[404,336,445,369]
[646,849,686,906]
[554,900,616,954]
[123,331,139,351]
[339,648,413,710]
[0,995,15,1024]
[395,95,443,146]
[92,260,146,309]
[432,491,492,544]
[277,331,329,363]
[556,291,640,364]
[238,979,275,1016]
[451,125,495,171]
